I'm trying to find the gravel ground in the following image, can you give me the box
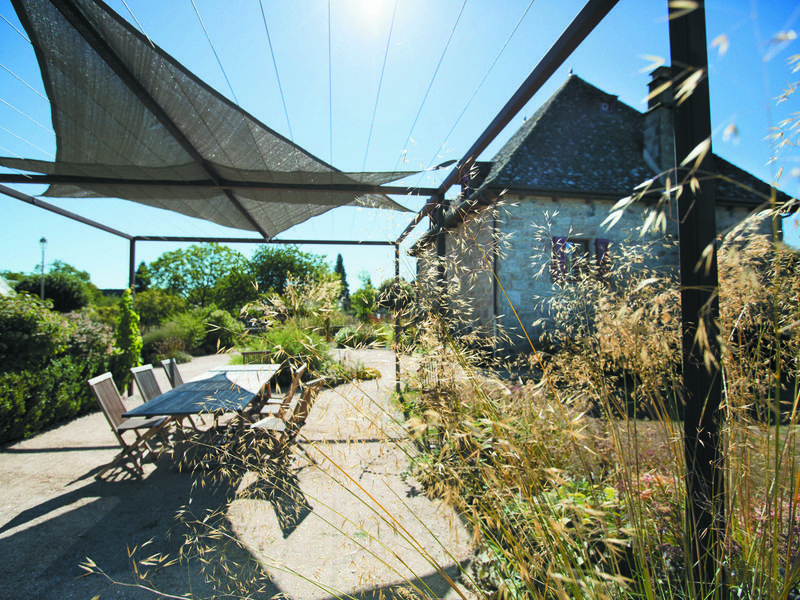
[0,350,475,600]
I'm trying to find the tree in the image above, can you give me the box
[50,260,91,283]
[350,273,378,322]
[14,270,91,313]
[134,261,151,293]
[377,277,415,314]
[134,288,187,329]
[149,243,249,306]
[212,267,259,313]
[113,288,142,390]
[250,245,330,296]
[334,253,350,311]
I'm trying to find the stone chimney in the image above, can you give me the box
[643,66,675,175]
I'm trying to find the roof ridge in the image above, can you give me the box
[484,75,578,183]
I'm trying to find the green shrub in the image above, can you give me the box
[334,325,377,348]
[0,302,117,444]
[200,308,244,354]
[334,323,394,348]
[0,293,69,372]
[113,288,142,390]
[14,271,91,312]
[170,310,208,353]
[141,307,242,361]
[141,323,191,364]
[245,320,330,384]
[134,288,187,329]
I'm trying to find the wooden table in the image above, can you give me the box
[123,364,280,419]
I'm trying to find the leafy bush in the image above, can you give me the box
[14,271,92,313]
[0,292,70,371]
[244,320,330,384]
[350,275,378,322]
[0,296,118,444]
[334,325,377,347]
[200,308,245,354]
[141,306,243,361]
[333,323,393,348]
[134,288,187,329]
[113,288,142,390]
[141,322,192,364]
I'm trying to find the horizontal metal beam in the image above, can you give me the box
[133,236,396,246]
[0,173,439,197]
[396,0,619,244]
[0,184,133,240]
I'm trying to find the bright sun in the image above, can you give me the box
[352,0,393,29]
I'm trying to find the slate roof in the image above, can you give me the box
[411,73,784,250]
[479,73,779,206]
[483,75,652,196]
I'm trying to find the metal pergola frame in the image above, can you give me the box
[1,0,725,592]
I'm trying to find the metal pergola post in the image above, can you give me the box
[669,2,725,596]
[129,239,136,290]
[394,243,401,394]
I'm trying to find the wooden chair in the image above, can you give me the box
[251,376,324,461]
[256,364,306,418]
[160,358,184,387]
[88,372,173,479]
[131,364,163,402]
[147,360,200,431]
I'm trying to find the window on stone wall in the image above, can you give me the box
[552,236,610,283]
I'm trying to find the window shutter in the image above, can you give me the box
[595,238,610,282]
[552,236,568,283]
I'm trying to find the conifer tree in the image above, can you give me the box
[334,253,350,311]
[114,287,142,390]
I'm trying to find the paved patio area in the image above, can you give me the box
[0,349,475,600]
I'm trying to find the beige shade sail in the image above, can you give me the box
[1,0,416,238]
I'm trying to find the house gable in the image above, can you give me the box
[483,74,653,197]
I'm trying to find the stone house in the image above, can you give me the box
[412,68,781,348]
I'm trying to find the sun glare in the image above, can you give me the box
[352,0,393,30]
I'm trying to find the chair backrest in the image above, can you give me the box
[88,372,127,433]
[271,364,306,413]
[131,364,162,402]
[242,350,269,365]
[284,364,306,402]
[290,378,324,426]
[160,358,184,387]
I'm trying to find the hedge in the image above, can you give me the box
[0,294,121,445]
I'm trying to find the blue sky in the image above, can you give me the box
[0,0,798,291]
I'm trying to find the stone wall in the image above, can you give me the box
[415,193,770,350]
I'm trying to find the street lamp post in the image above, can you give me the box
[39,237,47,301]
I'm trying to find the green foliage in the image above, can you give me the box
[141,322,192,365]
[246,320,329,374]
[212,267,259,313]
[141,305,244,361]
[350,273,377,322]
[333,323,392,348]
[334,253,350,310]
[149,243,250,305]
[14,270,92,312]
[250,245,330,296]
[201,308,245,354]
[319,357,381,384]
[113,288,142,390]
[134,261,151,293]
[243,275,343,329]
[134,288,187,330]
[0,293,69,371]
[0,298,117,444]
[377,277,415,314]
